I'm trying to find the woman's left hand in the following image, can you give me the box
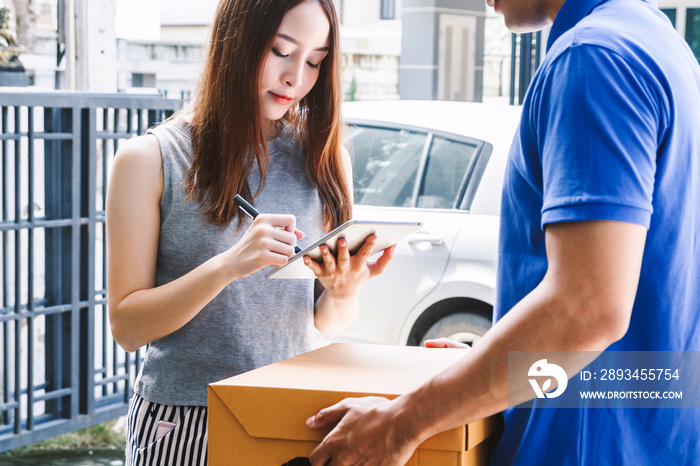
[303,235,395,301]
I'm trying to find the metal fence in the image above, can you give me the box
[510,32,543,106]
[0,91,182,452]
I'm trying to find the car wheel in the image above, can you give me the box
[419,312,492,347]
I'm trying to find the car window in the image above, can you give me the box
[346,125,428,207]
[418,136,479,209]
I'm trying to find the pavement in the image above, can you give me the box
[0,448,125,466]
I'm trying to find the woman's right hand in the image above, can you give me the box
[108,138,304,351]
[224,214,304,279]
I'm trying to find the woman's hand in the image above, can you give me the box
[303,235,395,301]
[306,235,396,338]
[223,214,304,280]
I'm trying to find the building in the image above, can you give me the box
[6,0,504,102]
[115,0,205,96]
[397,0,486,102]
[337,0,403,100]
[337,0,490,102]
[6,1,698,102]
[115,0,491,102]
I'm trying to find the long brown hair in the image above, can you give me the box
[187,0,350,232]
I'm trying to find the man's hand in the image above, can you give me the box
[424,338,471,349]
[305,339,468,466]
[305,220,647,465]
[306,396,419,466]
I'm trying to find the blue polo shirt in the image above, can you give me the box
[493,0,700,463]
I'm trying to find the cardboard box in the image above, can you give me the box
[209,343,501,466]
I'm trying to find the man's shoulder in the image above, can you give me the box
[548,0,679,64]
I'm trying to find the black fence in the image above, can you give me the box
[0,91,182,452]
[510,32,543,105]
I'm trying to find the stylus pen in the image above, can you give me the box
[233,194,302,254]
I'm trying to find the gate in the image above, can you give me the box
[0,91,182,452]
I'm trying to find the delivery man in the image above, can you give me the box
[306,0,700,463]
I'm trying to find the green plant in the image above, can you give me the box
[345,75,358,102]
[1,420,125,457]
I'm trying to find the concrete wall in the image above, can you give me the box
[160,25,210,45]
[75,0,118,92]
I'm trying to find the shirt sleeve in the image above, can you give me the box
[531,43,661,230]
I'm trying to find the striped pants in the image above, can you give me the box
[125,393,208,466]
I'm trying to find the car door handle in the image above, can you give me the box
[407,234,445,246]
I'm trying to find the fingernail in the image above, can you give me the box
[304,257,310,265]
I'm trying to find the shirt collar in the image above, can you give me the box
[547,0,608,51]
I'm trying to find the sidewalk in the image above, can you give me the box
[0,448,125,466]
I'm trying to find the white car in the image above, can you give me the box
[335,100,522,347]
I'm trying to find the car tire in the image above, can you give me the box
[419,312,492,347]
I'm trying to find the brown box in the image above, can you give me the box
[209,343,500,465]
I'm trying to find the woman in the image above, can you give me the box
[106,1,394,464]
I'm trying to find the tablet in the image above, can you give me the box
[265,220,422,279]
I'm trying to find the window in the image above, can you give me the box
[660,8,677,26]
[132,73,156,88]
[381,0,396,20]
[346,124,482,210]
[347,125,428,207]
[418,136,478,208]
[687,8,700,63]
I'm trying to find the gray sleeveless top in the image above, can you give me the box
[134,119,324,406]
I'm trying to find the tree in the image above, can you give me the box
[10,0,36,52]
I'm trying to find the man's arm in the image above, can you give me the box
[307,219,646,466]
